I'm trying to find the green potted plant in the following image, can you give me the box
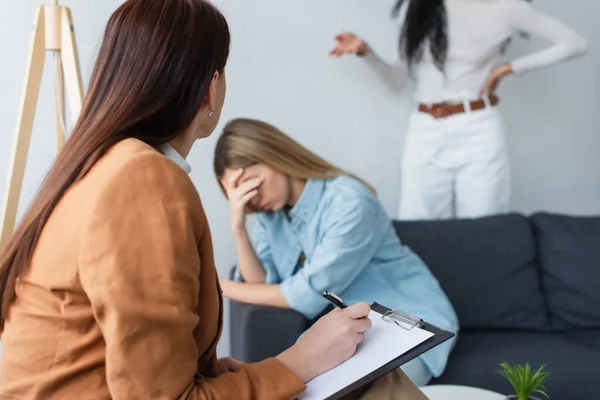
[497,362,551,400]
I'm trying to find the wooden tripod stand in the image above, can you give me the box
[0,0,84,248]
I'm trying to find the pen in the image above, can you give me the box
[322,291,347,309]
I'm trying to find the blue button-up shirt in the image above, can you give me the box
[234,177,459,377]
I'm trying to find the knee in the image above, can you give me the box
[400,358,433,387]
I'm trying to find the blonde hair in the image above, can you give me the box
[213,118,376,198]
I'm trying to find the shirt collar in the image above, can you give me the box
[289,179,325,224]
[161,143,192,174]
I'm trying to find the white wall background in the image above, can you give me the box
[0,0,598,357]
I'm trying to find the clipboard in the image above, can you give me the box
[320,302,455,400]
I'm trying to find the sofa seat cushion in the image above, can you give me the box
[531,212,600,330]
[394,214,548,330]
[558,330,600,353]
[432,331,600,400]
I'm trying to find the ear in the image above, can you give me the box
[204,71,220,114]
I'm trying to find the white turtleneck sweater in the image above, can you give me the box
[364,0,588,103]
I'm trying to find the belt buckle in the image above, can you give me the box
[431,105,449,119]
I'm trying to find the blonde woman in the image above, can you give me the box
[214,118,459,387]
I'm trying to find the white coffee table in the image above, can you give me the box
[420,385,505,400]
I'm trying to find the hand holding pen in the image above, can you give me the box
[278,293,371,382]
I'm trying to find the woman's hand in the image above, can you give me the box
[329,32,371,57]
[216,357,245,375]
[222,168,264,234]
[276,303,372,382]
[480,63,513,96]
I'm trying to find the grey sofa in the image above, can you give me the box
[230,213,600,399]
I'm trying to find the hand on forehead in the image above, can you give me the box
[222,166,261,188]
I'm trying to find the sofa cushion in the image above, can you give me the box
[559,330,600,353]
[531,213,600,330]
[394,214,548,330]
[432,331,600,399]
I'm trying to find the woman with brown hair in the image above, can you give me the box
[0,1,392,399]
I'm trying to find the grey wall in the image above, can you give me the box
[0,0,598,357]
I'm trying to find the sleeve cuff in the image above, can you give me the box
[280,271,330,320]
[508,60,527,75]
[363,50,384,67]
[245,358,306,399]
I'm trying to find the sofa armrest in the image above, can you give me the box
[230,300,308,362]
[228,267,308,362]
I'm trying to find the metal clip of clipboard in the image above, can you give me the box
[382,309,425,331]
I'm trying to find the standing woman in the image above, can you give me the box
[330,0,588,220]
[0,1,382,399]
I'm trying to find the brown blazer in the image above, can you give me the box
[0,139,305,399]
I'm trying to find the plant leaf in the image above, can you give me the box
[535,384,550,399]
[497,362,551,400]
[519,364,529,398]
[497,362,520,394]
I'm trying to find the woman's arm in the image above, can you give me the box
[80,155,305,400]
[220,279,290,309]
[330,32,409,93]
[223,169,277,284]
[233,226,267,283]
[506,0,588,74]
[363,50,410,93]
[233,215,284,284]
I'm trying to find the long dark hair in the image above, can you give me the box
[0,0,230,331]
[393,0,532,71]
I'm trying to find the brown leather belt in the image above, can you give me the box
[418,94,499,119]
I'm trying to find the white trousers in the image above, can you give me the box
[398,107,510,220]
